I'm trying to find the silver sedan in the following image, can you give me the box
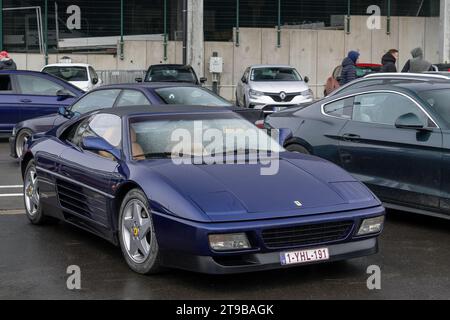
[236,65,314,113]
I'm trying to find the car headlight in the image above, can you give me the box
[209,233,251,251]
[249,89,264,98]
[301,89,314,99]
[357,216,384,236]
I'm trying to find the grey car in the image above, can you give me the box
[235,65,314,114]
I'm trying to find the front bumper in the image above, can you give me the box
[248,95,313,113]
[152,205,384,274]
[9,135,17,158]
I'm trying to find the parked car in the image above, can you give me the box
[136,64,207,85]
[0,70,83,135]
[328,72,450,97]
[235,65,314,114]
[324,63,382,96]
[266,80,450,220]
[42,63,102,91]
[10,83,262,158]
[21,105,385,274]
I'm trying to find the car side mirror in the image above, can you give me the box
[335,76,342,82]
[81,136,121,160]
[395,113,425,130]
[304,76,310,83]
[135,77,143,83]
[241,77,247,84]
[200,77,207,84]
[92,78,99,85]
[58,106,76,119]
[56,89,75,100]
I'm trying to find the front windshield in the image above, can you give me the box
[250,67,302,82]
[154,87,233,107]
[129,114,283,160]
[418,89,450,127]
[145,66,196,83]
[43,66,88,82]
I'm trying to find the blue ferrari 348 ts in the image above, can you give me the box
[21,105,384,274]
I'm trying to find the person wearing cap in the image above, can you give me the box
[0,51,17,70]
[339,50,360,86]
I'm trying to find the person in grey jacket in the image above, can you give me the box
[339,51,360,85]
[401,47,433,73]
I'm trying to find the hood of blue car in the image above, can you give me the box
[147,154,378,222]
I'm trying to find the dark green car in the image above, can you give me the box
[266,80,450,220]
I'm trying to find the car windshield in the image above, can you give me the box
[418,88,450,127]
[42,66,88,82]
[129,114,283,160]
[154,87,233,107]
[145,66,196,83]
[250,67,301,82]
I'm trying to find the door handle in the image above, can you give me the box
[342,133,361,142]
[20,99,32,103]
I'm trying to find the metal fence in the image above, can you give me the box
[96,70,146,85]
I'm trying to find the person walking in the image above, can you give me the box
[339,50,360,85]
[401,47,433,73]
[381,49,399,73]
[0,51,17,70]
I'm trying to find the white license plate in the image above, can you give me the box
[280,248,330,266]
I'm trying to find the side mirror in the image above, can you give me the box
[58,106,74,119]
[81,136,121,160]
[395,113,425,130]
[336,76,342,82]
[199,77,207,84]
[241,77,247,84]
[92,78,99,85]
[135,77,143,83]
[56,89,75,100]
[304,76,310,83]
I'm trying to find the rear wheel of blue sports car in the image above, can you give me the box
[15,128,32,159]
[119,189,162,274]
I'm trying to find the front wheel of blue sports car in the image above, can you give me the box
[118,189,162,274]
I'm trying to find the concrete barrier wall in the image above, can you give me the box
[11,16,440,100]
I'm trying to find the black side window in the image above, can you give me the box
[323,97,354,119]
[0,75,12,92]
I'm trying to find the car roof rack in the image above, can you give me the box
[364,72,450,80]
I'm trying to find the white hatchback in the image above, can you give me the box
[41,63,102,92]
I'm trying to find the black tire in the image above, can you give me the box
[286,144,310,155]
[23,160,56,224]
[235,92,240,107]
[15,128,32,159]
[243,95,248,108]
[118,188,162,275]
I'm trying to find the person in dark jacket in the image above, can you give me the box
[401,47,433,73]
[339,50,360,85]
[0,51,17,70]
[381,49,398,73]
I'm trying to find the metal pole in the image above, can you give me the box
[182,0,187,64]
[0,0,3,51]
[44,0,48,64]
[119,0,124,60]
[235,0,239,47]
[277,0,281,48]
[163,0,167,62]
[346,0,351,34]
[387,0,391,35]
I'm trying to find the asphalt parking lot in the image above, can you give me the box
[0,139,449,300]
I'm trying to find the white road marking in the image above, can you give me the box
[0,209,25,215]
[0,185,23,189]
[0,193,23,197]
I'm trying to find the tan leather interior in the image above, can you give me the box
[130,128,145,160]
